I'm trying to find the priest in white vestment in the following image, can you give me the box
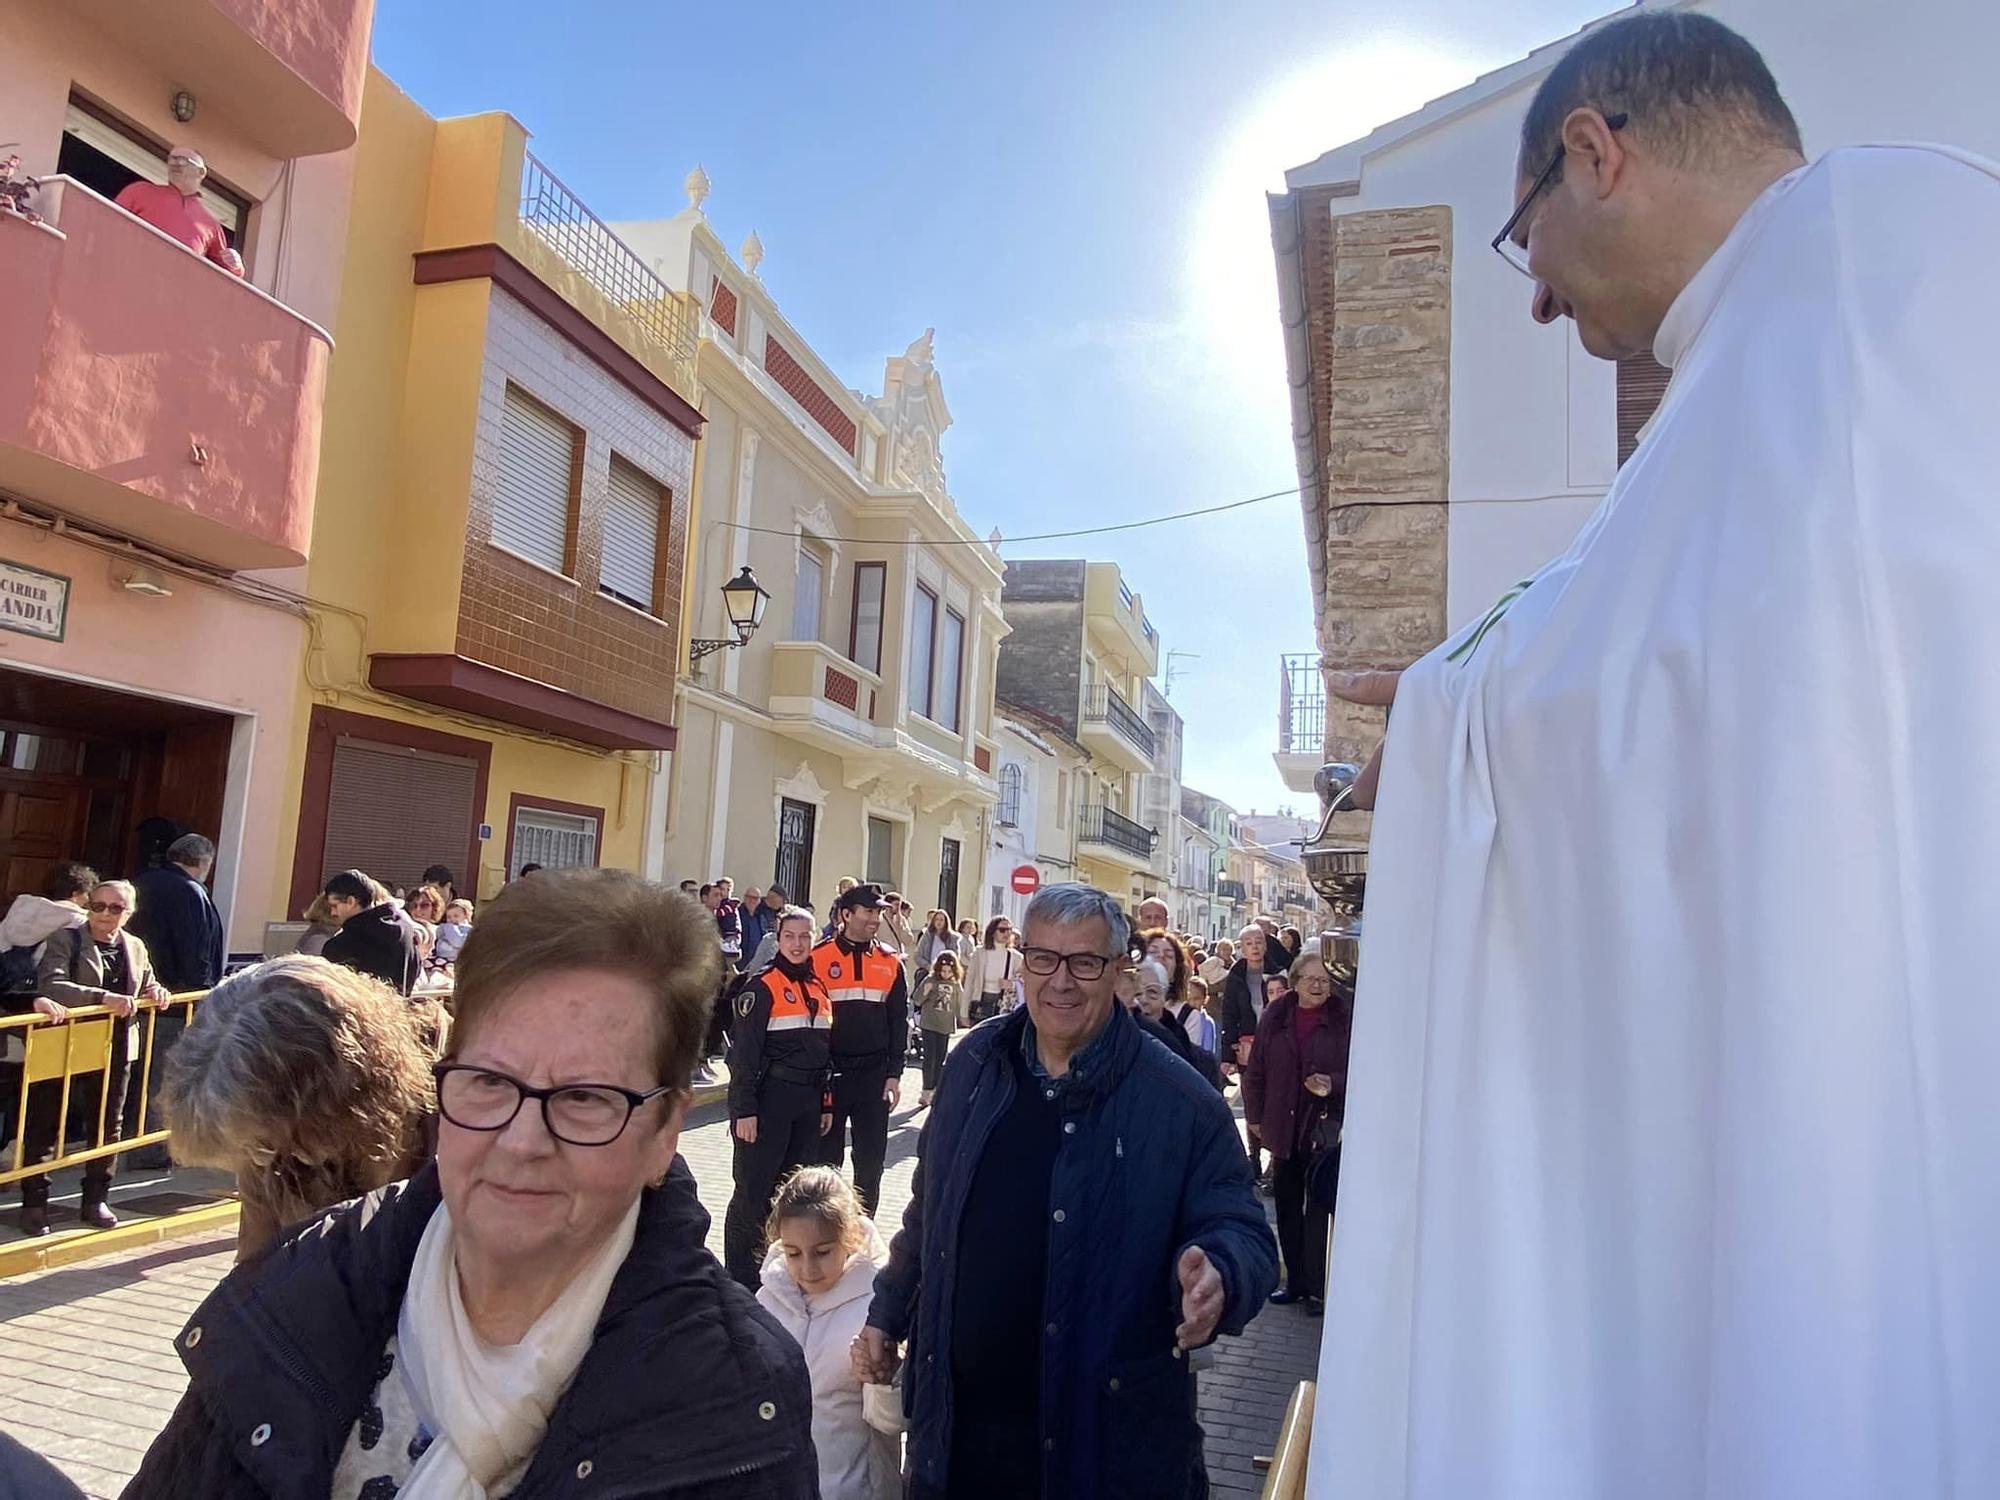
[1310,12,2000,1499]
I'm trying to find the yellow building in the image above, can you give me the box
[264,70,704,920]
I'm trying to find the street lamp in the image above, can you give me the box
[689,566,771,663]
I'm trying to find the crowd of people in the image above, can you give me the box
[1,842,1352,1498]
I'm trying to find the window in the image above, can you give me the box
[1055,770,1070,830]
[495,385,577,573]
[937,608,965,732]
[849,562,885,673]
[938,837,962,919]
[865,815,897,886]
[908,585,938,721]
[510,803,598,878]
[793,544,825,641]
[996,763,1024,827]
[775,798,817,905]
[600,456,664,613]
[61,97,248,242]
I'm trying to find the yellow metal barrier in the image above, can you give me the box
[1259,1379,1316,1500]
[1,991,206,1189]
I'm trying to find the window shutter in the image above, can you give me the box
[320,737,478,890]
[495,386,574,571]
[1616,353,1672,466]
[600,457,662,612]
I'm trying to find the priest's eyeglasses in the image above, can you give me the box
[434,1063,673,1146]
[1492,111,1627,277]
[1019,947,1118,980]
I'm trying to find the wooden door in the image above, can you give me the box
[0,774,85,903]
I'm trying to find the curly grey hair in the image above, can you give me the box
[1022,883,1131,957]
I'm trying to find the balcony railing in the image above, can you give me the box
[1078,804,1155,860]
[1279,652,1327,757]
[1083,684,1157,758]
[2,179,332,571]
[1216,878,1247,901]
[518,152,699,370]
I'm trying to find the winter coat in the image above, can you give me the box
[1217,953,1287,1062]
[758,1218,901,1500]
[740,901,785,962]
[36,925,167,1065]
[321,901,420,996]
[0,893,85,956]
[867,1002,1278,1500]
[912,928,957,975]
[129,862,225,992]
[1240,992,1354,1161]
[123,1160,818,1500]
[961,946,1020,1007]
[1139,1009,1224,1093]
[913,977,962,1034]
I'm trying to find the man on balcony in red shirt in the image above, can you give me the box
[114,146,242,277]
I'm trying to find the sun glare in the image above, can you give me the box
[1187,37,1478,401]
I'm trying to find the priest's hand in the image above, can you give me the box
[734,1116,758,1144]
[1175,1245,1226,1351]
[820,1112,833,1136]
[884,1076,901,1108]
[1328,669,1403,811]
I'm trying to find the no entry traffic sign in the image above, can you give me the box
[1010,864,1041,896]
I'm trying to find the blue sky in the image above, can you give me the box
[372,0,1611,815]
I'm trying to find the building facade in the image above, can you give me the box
[1,0,372,949]
[1140,681,1185,909]
[272,75,703,914]
[617,192,1004,915]
[1178,787,1234,942]
[1268,0,2000,820]
[994,560,1162,908]
[980,712,1087,927]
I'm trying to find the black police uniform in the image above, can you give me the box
[722,950,832,1289]
[812,906,909,1217]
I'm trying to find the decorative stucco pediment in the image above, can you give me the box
[870,328,953,504]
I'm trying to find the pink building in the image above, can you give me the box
[0,0,374,948]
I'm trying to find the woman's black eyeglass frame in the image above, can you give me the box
[1491,111,1628,276]
[432,1062,674,1147]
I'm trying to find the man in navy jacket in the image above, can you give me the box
[855,882,1277,1500]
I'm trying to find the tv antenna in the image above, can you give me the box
[1164,651,1201,696]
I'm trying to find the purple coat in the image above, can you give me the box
[1240,992,1354,1160]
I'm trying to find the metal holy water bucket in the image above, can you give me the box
[1302,762,1367,989]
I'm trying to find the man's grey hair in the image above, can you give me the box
[1024,883,1131,957]
[168,833,215,869]
[1521,11,1801,177]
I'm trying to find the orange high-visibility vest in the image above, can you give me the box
[751,967,832,1031]
[811,941,902,1004]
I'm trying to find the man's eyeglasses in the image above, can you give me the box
[1019,947,1117,981]
[433,1063,674,1147]
[1491,111,1627,278]
[87,901,128,915]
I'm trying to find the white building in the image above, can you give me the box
[1270,0,2000,794]
[979,713,1084,926]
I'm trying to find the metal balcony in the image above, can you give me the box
[1078,804,1155,863]
[1080,683,1155,771]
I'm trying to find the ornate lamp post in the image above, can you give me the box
[688,566,772,663]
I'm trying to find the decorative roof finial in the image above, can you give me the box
[684,164,710,214]
[988,527,1003,551]
[742,230,764,276]
[906,327,936,367]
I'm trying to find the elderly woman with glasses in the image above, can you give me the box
[128,870,816,1500]
[15,879,171,1236]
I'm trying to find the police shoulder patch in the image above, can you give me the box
[735,990,757,1019]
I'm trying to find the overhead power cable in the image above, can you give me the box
[711,483,1305,547]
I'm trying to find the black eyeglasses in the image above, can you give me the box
[1491,111,1627,277]
[1019,947,1118,981]
[433,1063,674,1147]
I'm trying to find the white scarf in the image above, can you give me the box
[395,1197,640,1499]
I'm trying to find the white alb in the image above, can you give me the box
[1311,146,2000,1499]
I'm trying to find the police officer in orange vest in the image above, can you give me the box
[724,905,833,1288]
[811,882,910,1215]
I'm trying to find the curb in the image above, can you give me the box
[0,1199,240,1279]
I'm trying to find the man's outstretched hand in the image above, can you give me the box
[1175,1245,1226,1351]
[1328,669,1403,812]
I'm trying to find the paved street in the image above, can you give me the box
[0,1063,1321,1497]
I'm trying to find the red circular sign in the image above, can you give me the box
[1010,865,1041,896]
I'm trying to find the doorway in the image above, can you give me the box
[0,667,235,903]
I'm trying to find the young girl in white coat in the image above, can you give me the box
[757,1167,901,1500]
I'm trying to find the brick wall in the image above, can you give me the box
[764,335,858,454]
[458,286,696,723]
[1309,203,1452,772]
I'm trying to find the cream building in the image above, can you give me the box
[980,711,1088,926]
[618,181,1004,915]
